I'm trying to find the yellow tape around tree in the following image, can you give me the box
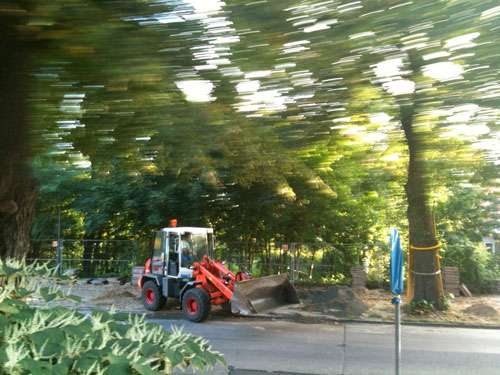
[407,241,444,300]
[410,242,441,250]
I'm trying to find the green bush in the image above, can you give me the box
[0,258,225,375]
[441,241,500,293]
[405,299,436,315]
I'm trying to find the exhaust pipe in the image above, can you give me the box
[230,274,299,315]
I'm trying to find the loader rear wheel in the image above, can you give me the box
[182,288,211,323]
[142,280,166,311]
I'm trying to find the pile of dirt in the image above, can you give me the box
[94,288,139,300]
[463,303,499,318]
[298,286,369,317]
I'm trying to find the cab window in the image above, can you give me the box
[181,232,208,266]
[152,232,164,260]
[151,232,165,274]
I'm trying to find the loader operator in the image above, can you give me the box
[181,233,194,265]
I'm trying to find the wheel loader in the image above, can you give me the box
[138,222,299,322]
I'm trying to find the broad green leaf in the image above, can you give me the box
[82,349,102,359]
[214,352,227,367]
[3,297,28,307]
[184,340,203,356]
[0,347,7,363]
[30,328,65,357]
[0,265,22,276]
[189,356,206,371]
[51,363,70,375]
[115,338,134,350]
[12,287,33,298]
[107,354,130,366]
[91,309,112,322]
[108,321,130,337]
[40,287,57,302]
[74,358,99,372]
[58,357,74,369]
[113,312,129,321]
[20,358,42,374]
[132,363,160,375]
[163,348,185,369]
[63,324,89,339]
[10,310,37,324]
[0,313,9,328]
[140,342,162,357]
[103,362,131,375]
[0,302,20,314]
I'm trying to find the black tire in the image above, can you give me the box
[141,280,166,311]
[182,288,211,323]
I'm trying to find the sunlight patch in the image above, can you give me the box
[176,80,215,102]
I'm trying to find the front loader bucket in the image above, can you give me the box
[230,274,299,315]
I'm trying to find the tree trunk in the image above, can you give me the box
[83,237,101,276]
[0,25,38,260]
[0,161,38,260]
[265,241,271,276]
[308,247,318,279]
[401,103,444,309]
[278,245,283,274]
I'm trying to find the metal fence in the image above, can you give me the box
[28,239,391,285]
[215,241,390,286]
[29,239,137,277]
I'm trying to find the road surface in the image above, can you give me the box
[149,318,500,375]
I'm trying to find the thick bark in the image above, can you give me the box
[0,23,38,260]
[401,104,444,309]
[0,159,38,260]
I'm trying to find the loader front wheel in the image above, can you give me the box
[182,288,211,323]
[142,280,166,311]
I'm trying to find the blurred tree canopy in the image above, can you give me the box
[1,1,500,301]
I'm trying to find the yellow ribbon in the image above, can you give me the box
[410,242,441,251]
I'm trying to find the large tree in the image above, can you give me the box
[0,0,191,258]
[0,3,39,259]
[4,0,499,306]
[219,0,500,306]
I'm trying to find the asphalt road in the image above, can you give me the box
[148,318,500,375]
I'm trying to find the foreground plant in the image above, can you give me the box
[405,299,437,316]
[0,258,225,375]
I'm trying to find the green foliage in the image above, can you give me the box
[0,258,225,375]
[406,296,452,315]
[436,185,500,292]
[405,299,436,315]
[365,274,390,291]
[24,0,408,281]
[441,295,453,310]
[319,273,348,286]
[442,242,500,293]
[2,0,498,292]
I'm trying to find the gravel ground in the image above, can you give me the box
[28,280,500,325]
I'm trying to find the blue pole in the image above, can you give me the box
[390,227,403,375]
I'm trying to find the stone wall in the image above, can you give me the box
[442,266,460,297]
[350,266,366,290]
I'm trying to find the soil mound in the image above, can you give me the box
[299,286,369,317]
[96,289,138,300]
[463,303,499,318]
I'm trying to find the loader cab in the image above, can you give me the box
[150,227,215,278]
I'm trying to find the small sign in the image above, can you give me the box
[282,244,288,251]
[51,241,58,248]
